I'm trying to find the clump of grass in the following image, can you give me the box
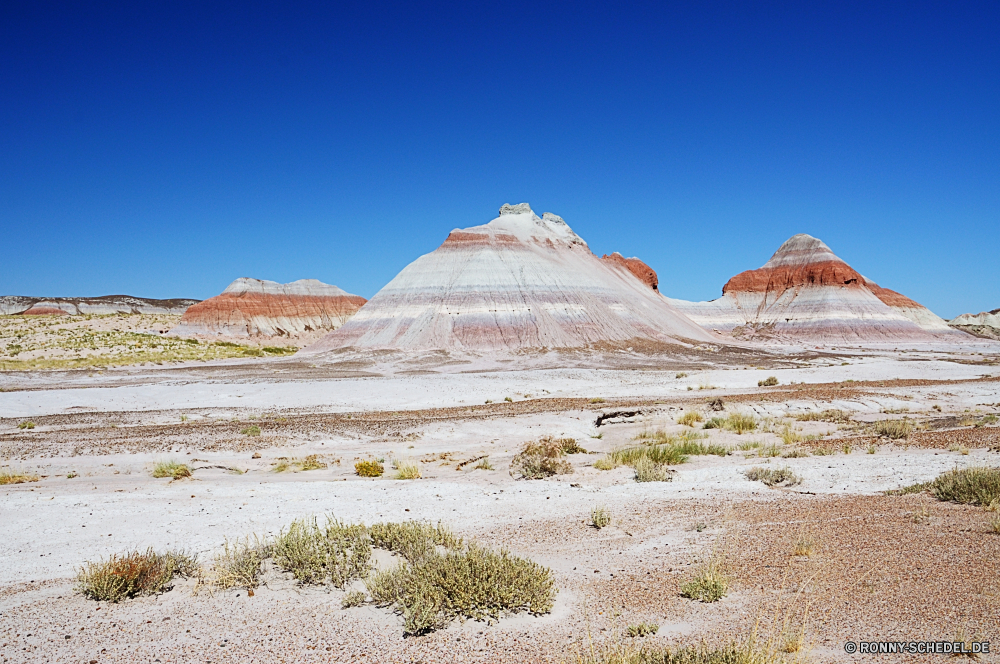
[626,622,659,637]
[369,521,463,563]
[812,447,835,456]
[703,413,757,434]
[948,444,971,455]
[504,396,513,402]
[572,636,784,664]
[590,398,606,404]
[273,454,328,473]
[744,466,801,487]
[273,517,371,588]
[794,409,851,423]
[151,460,191,480]
[241,425,261,437]
[675,372,688,378]
[510,437,576,479]
[0,469,40,485]
[77,549,197,602]
[737,439,763,451]
[873,418,912,439]
[758,376,779,387]
[989,512,1000,534]
[883,481,930,496]
[342,590,366,608]
[591,506,611,529]
[778,424,801,446]
[474,456,494,470]
[261,346,297,355]
[212,536,269,592]
[17,421,35,430]
[867,444,877,454]
[633,457,675,482]
[393,459,422,480]
[678,411,704,427]
[759,445,782,458]
[602,443,688,475]
[680,556,728,602]
[355,460,384,477]
[781,449,808,458]
[792,531,816,556]
[366,540,555,635]
[929,466,1000,506]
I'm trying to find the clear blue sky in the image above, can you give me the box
[1,2,997,318]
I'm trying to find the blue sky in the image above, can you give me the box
[1,1,997,318]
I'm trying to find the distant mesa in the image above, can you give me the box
[949,308,1000,340]
[667,234,960,342]
[0,295,198,316]
[304,203,716,353]
[170,278,367,338]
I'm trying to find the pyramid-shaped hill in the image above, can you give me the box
[666,234,960,342]
[170,278,367,338]
[304,204,717,353]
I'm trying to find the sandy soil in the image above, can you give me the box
[2,344,1000,663]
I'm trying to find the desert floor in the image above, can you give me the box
[2,343,1000,663]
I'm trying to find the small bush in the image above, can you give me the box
[781,449,808,459]
[812,447,835,456]
[474,457,494,470]
[573,636,784,664]
[758,376,779,387]
[342,590,366,608]
[793,533,816,556]
[77,549,196,602]
[884,481,931,496]
[0,470,40,485]
[678,411,704,427]
[591,506,612,529]
[626,622,660,637]
[510,437,575,479]
[262,346,297,355]
[17,421,35,430]
[703,413,757,434]
[873,418,912,439]
[504,396,513,402]
[369,521,462,563]
[393,459,422,480]
[213,536,269,591]
[794,409,851,423]
[151,461,191,480]
[680,557,728,602]
[744,466,801,487]
[274,455,328,473]
[930,466,1000,506]
[675,372,688,378]
[273,517,371,588]
[590,398,606,404]
[241,425,262,436]
[355,460,384,477]
[366,541,555,635]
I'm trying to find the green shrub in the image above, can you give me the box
[930,467,1000,506]
[17,421,35,430]
[342,590,366,608]
[151,461,191,479]
[369,521,462,564]
[262,346,297,355]
[273,517,371,588]
[355,460,384,477]
[241,425,261,436]
[626,622,660,638]
[680,557,728,602]
[744,466,801,487]
[678,411,704,427]
[366,541,555,635]
[77,549,196,602]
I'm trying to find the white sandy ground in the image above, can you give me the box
[2,349,1000,662]
[2,353,999,419]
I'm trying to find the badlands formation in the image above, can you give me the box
[307,204,715,354]
[0,294,197,316]
[171,278,367,340]
[950,308,1000,340]
[668,234,958,343]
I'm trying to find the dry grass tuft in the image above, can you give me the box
[474,457,494,470]
[678,411,704,427]
[571,635,784,664]
[633,457,676,482]
[77,548,196,602]
[744,466,801,487]
[0,469,40,485]
[792,531,816,556]
[930,466,1000,506]
[758,376,779,387]
[793,409,850,423]
[510,437,577,479]
[704,413,757,434]
[354,460,384,477]
[273,454,328,473]
[342,590,366,608]
[151,460,191,480]
[393,458,422,480]
[626,623,659,638]
[211,536,269,592]
[873,418,913,439]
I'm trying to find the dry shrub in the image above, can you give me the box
[273,455,328,473]
[355,460,384,477]
[392,459,421,480]
[930,466,1000,506]
[474,456,494,470]
[633,457,675,482]
[704,413,757,434]
[794,409,850,423]
[591,506,612,529]
[873,418,913,439]
[366,541,555,635]
[626,623,660,638]
[151,461,191,479]
[77,549,196,602]
[758,376,779,387]
[273,517,371,588]
[510,437,576,479]
[744,466,801,487]
[212,536,269,591]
